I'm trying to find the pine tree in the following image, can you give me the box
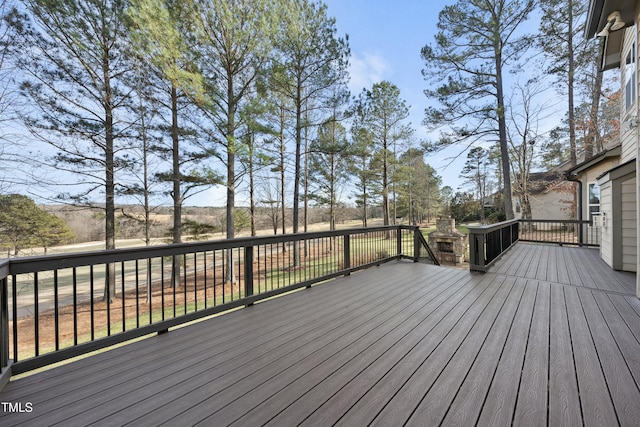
[271,0,349,264]
[539,0,589,164]
[348,118,376,227]
[193,0,281,281]
[0,194,74,256]
[460,147,491,224]
[353,82,412,229]
[18,0,133,300]
[422,0,536,220]
[308,118,350,231]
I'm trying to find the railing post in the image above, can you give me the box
[468,228,488,272]
[413,228,420,262]
[1,275,8,368]
[478,234,486,270]
[0,261,11,390]
[244,246,254,306]
[397,226,403,257]
[343,234,351,275]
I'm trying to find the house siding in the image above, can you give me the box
[581,160,619,220]
[599,180,614,268]
[528,191,573,220]
[622,178,637,271]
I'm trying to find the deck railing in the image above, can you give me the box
[468,218,600,272]
[468,220,520,272]
[518,219,599,247]
[0,225,436,381]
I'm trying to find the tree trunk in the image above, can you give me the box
[225,75,235,284]
[586,38,605,159]
[363,186,368,227]
[249,139,256,237]
[303,121,309,257]
[171,84,182,289]
[280,104,286,239]
[292,83,302,266]
[103,50,116,302]
[567,1,578,167]
[382,139,390,227]
[495,54,515,220]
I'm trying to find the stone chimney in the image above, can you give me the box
[436,217,456,233]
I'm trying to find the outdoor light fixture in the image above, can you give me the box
[596,11,626,37]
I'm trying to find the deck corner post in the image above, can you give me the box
[343,234,351,275]
[244,246,254,305]
[0,272,9,375]
[468,230,487,272]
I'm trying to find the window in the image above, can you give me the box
[588,182,600,221]
[625,42,636,111]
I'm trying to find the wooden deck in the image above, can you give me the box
[0,242,639,426]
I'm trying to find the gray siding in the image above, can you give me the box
[621,178,637,271]
[599,181,614,268]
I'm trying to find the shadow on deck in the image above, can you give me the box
[0,243,639,426]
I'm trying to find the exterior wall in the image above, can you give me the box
[599,180,614,268]
[529,191,573,220]
[622,177,638,271]
[579,159,620,220]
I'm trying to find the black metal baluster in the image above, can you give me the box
[73,268,78,344]
[121,262,125,332]
[54,270,59,351]
[90,265,94,341]
[34,272,39,356]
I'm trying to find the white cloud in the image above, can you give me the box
[348,52,390,93]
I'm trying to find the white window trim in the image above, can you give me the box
[588,181,601,222]
[622,25,639,118]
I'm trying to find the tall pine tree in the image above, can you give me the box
[422,0,536,219]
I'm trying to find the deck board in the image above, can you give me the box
[369,275,513,426]
[475,277,537,427]
[513,281,550,426]
[548,284,582,427]
[236,268,472,426]
[313,272,503,427]
[0,243,638,427]
[438,277,526,426]
[404,276,521,426]
[578,289,640,426]
[564,287,619,427]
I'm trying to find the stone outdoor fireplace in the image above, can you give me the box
[428,217,468,265]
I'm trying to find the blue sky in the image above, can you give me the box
[323,0,470,192]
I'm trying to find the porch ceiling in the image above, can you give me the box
[586,0,636,38]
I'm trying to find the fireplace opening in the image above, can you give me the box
[437,241,454,253]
